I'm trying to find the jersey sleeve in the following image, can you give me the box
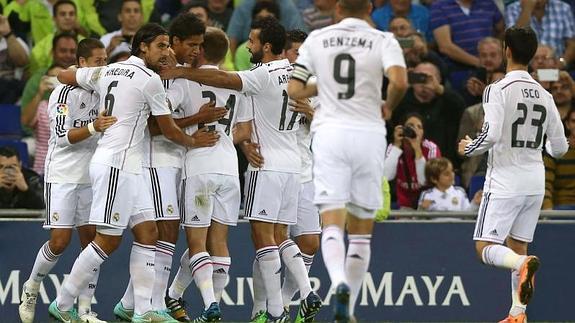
[292,36,315,83]
[544,96,569,158]
[237,65,269,96]
[381,36,407,73]
[166,79,190,114]
[48,85,76,147]
[76,66,104,91]
[464,84,504,156]
[144,76,171,116]
[235,94,254,122]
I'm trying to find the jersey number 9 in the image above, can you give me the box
[333,54,356,100]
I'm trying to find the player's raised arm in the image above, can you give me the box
[57,69,79,86]
[462,84,504,156]
[381,36,408,112]
[161,66,244,91]
[287,35,317,99]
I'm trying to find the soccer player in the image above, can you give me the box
[287,0,408,321]
[161,17,322,322]
[48,23,218,323]
[459,26,568,323]
[19,38,113,323]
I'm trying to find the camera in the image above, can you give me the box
[402,125,417,139]
[408,72,428,84]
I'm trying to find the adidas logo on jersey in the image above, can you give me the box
[489,229,498,236]
[191,215,200,221]
[214,268,227,274]
[294,252,302,259]
[258,209,268,216]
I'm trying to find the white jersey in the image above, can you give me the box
[76,56,172,174]
[238,59,301,173]
[142,78,186,169]
[44,84,100,183]
[100,30,131,58]
[296,97,318,183]
[464,70,568,196]
[293,17,405,133]
[418,186,475,211]
[169,65,252,177]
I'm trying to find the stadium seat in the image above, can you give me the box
[0,104,22,138]
[468,175,485,199]
[0,139,29,167]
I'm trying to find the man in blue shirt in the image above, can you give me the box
[371,0,431,40]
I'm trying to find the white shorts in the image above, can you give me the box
[312,126,386,214]
[143,167,181,221]
[473,193,544,244]
[244,170,299,225]
[88,163,155,230]
[290,181,321,237]
[43,183,92,228]
[181,174,241,227]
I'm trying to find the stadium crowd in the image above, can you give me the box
[0,0,574,211]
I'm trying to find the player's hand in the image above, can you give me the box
[289,99,313,120]
[426,73,444,95]
[108,35,124,53]
[166,48,178,68]
[458,135,473,156]
[197,101,227,124]
[472,190,483,205]
[39,76,54,95]
[93,110,118,132]
[420,199,434,210]
[160,66,185,80]
[241,141,264,168]
[12,166,28,192]
[466,77,486,96]
[393,125,404,147]
[190,127,220,148]
[0,15,12,37]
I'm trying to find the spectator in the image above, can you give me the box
[301,0,336,31]
[419,157,481,211]
[429,0,504,94]
[388,15,414,38]
[505,0,575,56]
[0,14,29,104]
[21,64,64,176]
[530,43,559,90]
[550,71,575,123]
[20,33,77,117]
[402,32,448,80]
[0,146,44,209]
[100,0,143,58]
[384,113,441,209]
[372,0,430,40]
[543,108,575,209]
[183,0,211,24]
[90,0,159,32]
[207,0,234,30]
[464,37,504,105]
[391,61,466,169]
[226,0,306,57]
[29,0,86,75]
[564,38,575,77]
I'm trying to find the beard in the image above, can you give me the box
[250,49,263,64]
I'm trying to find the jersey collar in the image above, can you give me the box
[127,55,146,67]
[505,70,532,80]
[339,17,372,28]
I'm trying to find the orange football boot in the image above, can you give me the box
[498,313,526,323]
[518,256,540,305]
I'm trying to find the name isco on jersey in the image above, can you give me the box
[322,36,373,50]
[105,67,135,79]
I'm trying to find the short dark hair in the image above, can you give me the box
[285,29,307,50]
[252,0,280,20]
[76,38,105,64]
[401,112,425,129]
[425,157,451,186]
[52,32,78,49]
[0,146,19,160]
[122,0,141,9]
[202,27,229,64]
[251,16,286,55]
[53,0,76,16]
[181,0,208,14]
[504,26,538,66]
[338,0,370,15]
[131,23,169,56]
[169,13,206,44]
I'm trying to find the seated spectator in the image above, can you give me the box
[384,113,441,209]
[543,108,575,209]
[29,0,86,75]
[419,157,481,211]
[207,0,234,30]
[0,146,44,209]
[402,32,448,81]
[100,0,143,58]
[301,0,336,31]
[391,61,466,169]
[184,0,211,24]
[430,0,504,94]
[0,14,29,104]
[505,0,575,56]
[21,33,77,124]
[21,64,65,176]
[530,43,560,90]
[91,0,158,32]
[388,15,414,38]
[464,37,504,105]
[372,0,430,40]
[551,71,575,124]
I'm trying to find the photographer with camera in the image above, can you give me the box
[384,113,441,209]
[100,0,143,57]
[0,146,44,209]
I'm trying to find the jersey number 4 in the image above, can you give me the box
[511,103,546,148]
[198,90,236,135]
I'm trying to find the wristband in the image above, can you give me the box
[87,122,97,135]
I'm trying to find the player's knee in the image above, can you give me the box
[133,222,158,246]
[207,234,228,254]
[156,220,180,243]
[274,226,289,244]
[48,236,71,254]
[296,235,320,255]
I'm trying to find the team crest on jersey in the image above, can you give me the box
[166,205,174,215]
[451,197,459,205]
[113,212,120,222]
[52,212,59,222]
[56,104,68,115]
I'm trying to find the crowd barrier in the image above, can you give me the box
[1,213,574,322]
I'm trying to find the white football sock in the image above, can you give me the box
[321,225,347,287]
[120,279,134,310]
[279,240,312,300]
[27,241,61,291]
[510,269,527,316]
[77,266,100,315]
[282,252,314,307]
[189,251,216,308]
[482,245,526,270]
[151,240,175,310]
[251,258,266,318]
[345,234,371,316]
[56,242,107,311]
[168,249,193,300]
[131,242,156,315]
[256,246,283,317]
[211,256,231,303]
